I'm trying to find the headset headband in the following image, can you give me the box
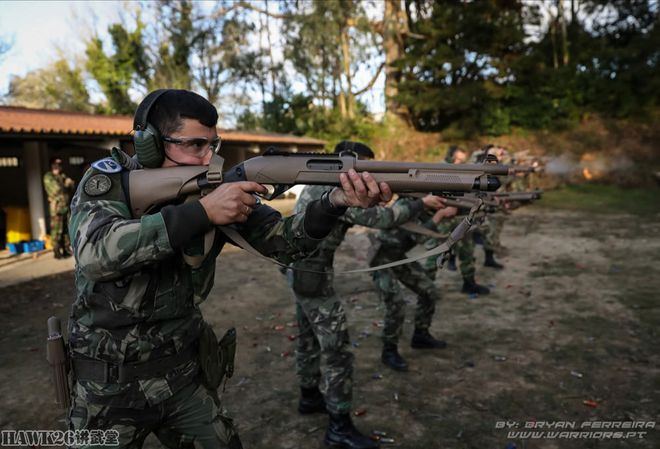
[134,89,170,131]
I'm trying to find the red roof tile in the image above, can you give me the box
[0,106,326,146]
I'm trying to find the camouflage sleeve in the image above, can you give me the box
[70,170,211,281]
[235,184,347,264]
[43,173,61,198]
[342,197,424,229]
[235,200,338,265]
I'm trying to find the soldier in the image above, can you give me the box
[370,202,460,372]
[471,144,507,268]
[291,141,448,449]
[445,144,468,164]
[43,157,75,259]
[66,90,391,449]
[423,146,491,295]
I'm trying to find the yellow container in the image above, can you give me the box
[5,207,32,243]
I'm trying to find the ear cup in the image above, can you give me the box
[134,122,164,168]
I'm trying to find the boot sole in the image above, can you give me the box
[381,360,408,372]
[324,437,379,449]
[298,407,328,415]
[411,343,447,349]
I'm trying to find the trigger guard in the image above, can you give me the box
[256,184,291,201]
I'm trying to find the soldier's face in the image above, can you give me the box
[453,150,467,164]
[52,160,63,174]
[162,118,218,167]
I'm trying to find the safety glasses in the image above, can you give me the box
[162,135,222,157]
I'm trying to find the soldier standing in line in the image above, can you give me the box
[423,146,491,295]
[291,141,449,449]
[43,156,75,259]
[369,201,459,372]
[65,90,391,449]
[471,144,508,268]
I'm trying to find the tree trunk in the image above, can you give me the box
[559,0,569,65]
[340,27,354,119]
[334,64,346,117]
[264,0,278,97]
[550,17,559,69]
[383,0,410,122]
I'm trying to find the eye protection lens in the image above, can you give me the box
[163,136,222,156]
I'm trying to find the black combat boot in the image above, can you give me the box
[446,254,457,271]
[411,329,447,349]
[484,250,504,269]
[298,386,327,414]
[381,343,408,371]
[324,412,380,449]
[461,276,490,295]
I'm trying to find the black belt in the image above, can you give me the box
[72,345,197,384]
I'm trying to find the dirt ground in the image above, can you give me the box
[0,206,659,449]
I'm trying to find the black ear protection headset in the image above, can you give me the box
[133,89,170,168]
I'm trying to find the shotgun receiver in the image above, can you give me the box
[128,150,511,218]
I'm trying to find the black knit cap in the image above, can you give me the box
[334,140,375,159]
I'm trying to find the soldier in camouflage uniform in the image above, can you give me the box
[66,91,391,449]
[43,157,75,258]
[471,144,508,269]
[369,202,458,372]
[423,147,490,295]
[290,141,448,449]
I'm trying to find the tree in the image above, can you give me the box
[149,0,196,90]
[6,59,94,112]
[85,16,149,114]
[397,0,526,134]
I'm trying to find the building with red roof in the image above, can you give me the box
[0,105,325,245]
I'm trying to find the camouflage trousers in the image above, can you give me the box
[423,217,475,279]
[49,212,70,252]
[370,250,439,345]
[477,213,505,253]
[291,281,354,415]
[68,381,241,449]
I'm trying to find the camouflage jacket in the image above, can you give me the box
[290,186,424,294]
[43,171,74,216]
[68,163,339,408]
[373,202,438,257]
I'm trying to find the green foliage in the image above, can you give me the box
[7,59,93,112]
[398,0,660,135]
[85,17,148,114]
[150,1,194,90]
[398,0,525,135]
[238,93,380,149]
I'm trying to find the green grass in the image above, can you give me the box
[538,183,660,215]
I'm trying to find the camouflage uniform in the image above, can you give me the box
[369,201,442,345]
[43,171,74,254]
[67,162,341,449]
[423,216,476,280]
[470,151,510,254]
[291,186,425,414]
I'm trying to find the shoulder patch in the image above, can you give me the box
[83,174,113,197]
[92,158,123,173]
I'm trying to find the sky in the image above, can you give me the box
[0,1,121,95]
[0,0,386,121]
